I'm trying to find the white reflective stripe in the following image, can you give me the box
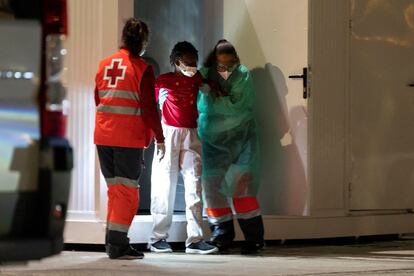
[97,105,142,116]
[98,90,139,101]
[107,222,129,233]
[235,208,261,220]
[106,177,139,188]
[208,213,233,224]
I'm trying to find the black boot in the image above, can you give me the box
[209,220,235,252]
[106,230,144,259]
[238,215,265,254]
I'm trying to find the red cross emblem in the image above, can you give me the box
[104,58,127,88]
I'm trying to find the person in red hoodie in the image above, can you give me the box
[149,42,218,254]
[94,18,165,260]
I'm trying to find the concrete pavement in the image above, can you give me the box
[1,238,414,276]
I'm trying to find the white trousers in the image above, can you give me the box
[150,124,204,246]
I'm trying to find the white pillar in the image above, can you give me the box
[64,0,133,243]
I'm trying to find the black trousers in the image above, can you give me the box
[97,145,144,246]
[97,145,143,182]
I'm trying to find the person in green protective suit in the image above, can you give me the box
[198,39,264,254]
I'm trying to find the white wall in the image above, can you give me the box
[63,0,414,244]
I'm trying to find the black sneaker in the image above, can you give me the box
[106,244,144,260]
[150,239,173,253]
[207,240,232,253]
[186,241,219,255]
[241,241,265,255]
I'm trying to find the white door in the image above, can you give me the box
[223,0,309,215]
[349,0,414,210]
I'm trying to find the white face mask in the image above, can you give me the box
[217,62,238,80]
[177,62,197,77]
[219,71,231,80]
[140,48,146,57]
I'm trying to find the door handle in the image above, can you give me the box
[289,67,308,99]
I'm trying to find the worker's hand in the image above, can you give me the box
[199,83,211,94]
[156,143,166,162]
[202,79,228,98]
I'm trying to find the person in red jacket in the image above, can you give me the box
[149,42,218,254]
[94,18,165,260]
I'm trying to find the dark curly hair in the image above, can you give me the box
[204,39,240,67]
[169,41,198,66]
[121,18,149,58]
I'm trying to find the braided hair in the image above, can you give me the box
[169,41,198,66]
[121,18,149,58]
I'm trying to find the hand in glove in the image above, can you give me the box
[156,143,166,161]
[158,88,169,109]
